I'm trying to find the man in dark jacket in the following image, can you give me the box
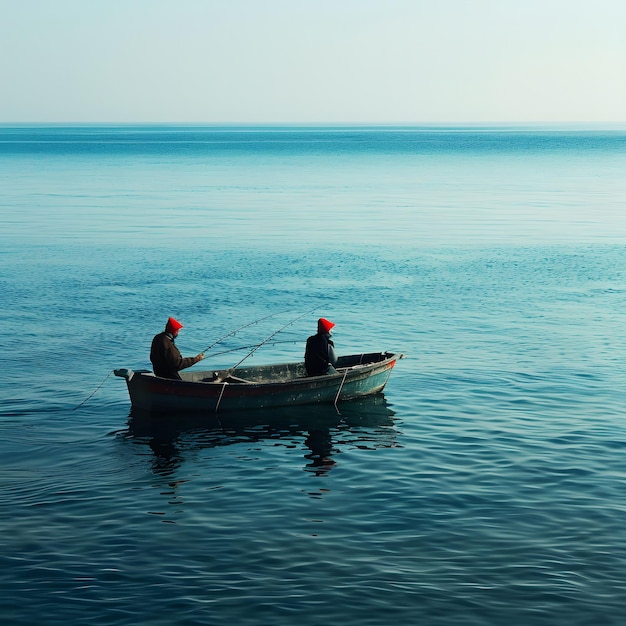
[305,317,337,376]
[150,317,204,380]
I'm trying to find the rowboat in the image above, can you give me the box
[114,351,403,413]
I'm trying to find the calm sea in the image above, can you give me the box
[1,126,626,625]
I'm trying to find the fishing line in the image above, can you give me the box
[232,306,321,370]
[73,370,113,410]
[201,310,289,354]
[205,340,298,359]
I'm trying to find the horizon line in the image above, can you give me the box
[1,121,626,130]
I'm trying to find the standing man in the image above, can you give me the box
[150,317,204,380]
[305,317,337,376]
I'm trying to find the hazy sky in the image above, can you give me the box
[1,0,625,123]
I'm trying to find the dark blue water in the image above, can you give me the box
[1,127,626,625]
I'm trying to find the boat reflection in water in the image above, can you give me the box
[123,394,398,477]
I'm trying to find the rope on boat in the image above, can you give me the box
[334,368,350,410]
[73,370,114,410]
[214,382,228,413]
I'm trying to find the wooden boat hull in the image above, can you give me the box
[115,352,402,413]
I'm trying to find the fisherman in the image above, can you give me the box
[150,317,204,380]
[304,317,337,376]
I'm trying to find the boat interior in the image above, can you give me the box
[180,352,395,385]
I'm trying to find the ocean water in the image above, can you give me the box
[1,126,626,625]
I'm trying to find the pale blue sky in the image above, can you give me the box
[1,0,625,123]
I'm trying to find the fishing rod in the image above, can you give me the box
[204,340,298,359]
[231,306,320,371]
[201,310,288,354]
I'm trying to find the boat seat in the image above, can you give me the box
[202,371,250,384]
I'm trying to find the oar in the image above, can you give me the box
[231,306,321,371]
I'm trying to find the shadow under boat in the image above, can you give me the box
[122,393,398,476]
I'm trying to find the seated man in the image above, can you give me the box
[304,317,337,376]
[150,317,204,380]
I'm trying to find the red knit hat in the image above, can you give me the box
[318,317,335,334]
[166,317,183,333]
